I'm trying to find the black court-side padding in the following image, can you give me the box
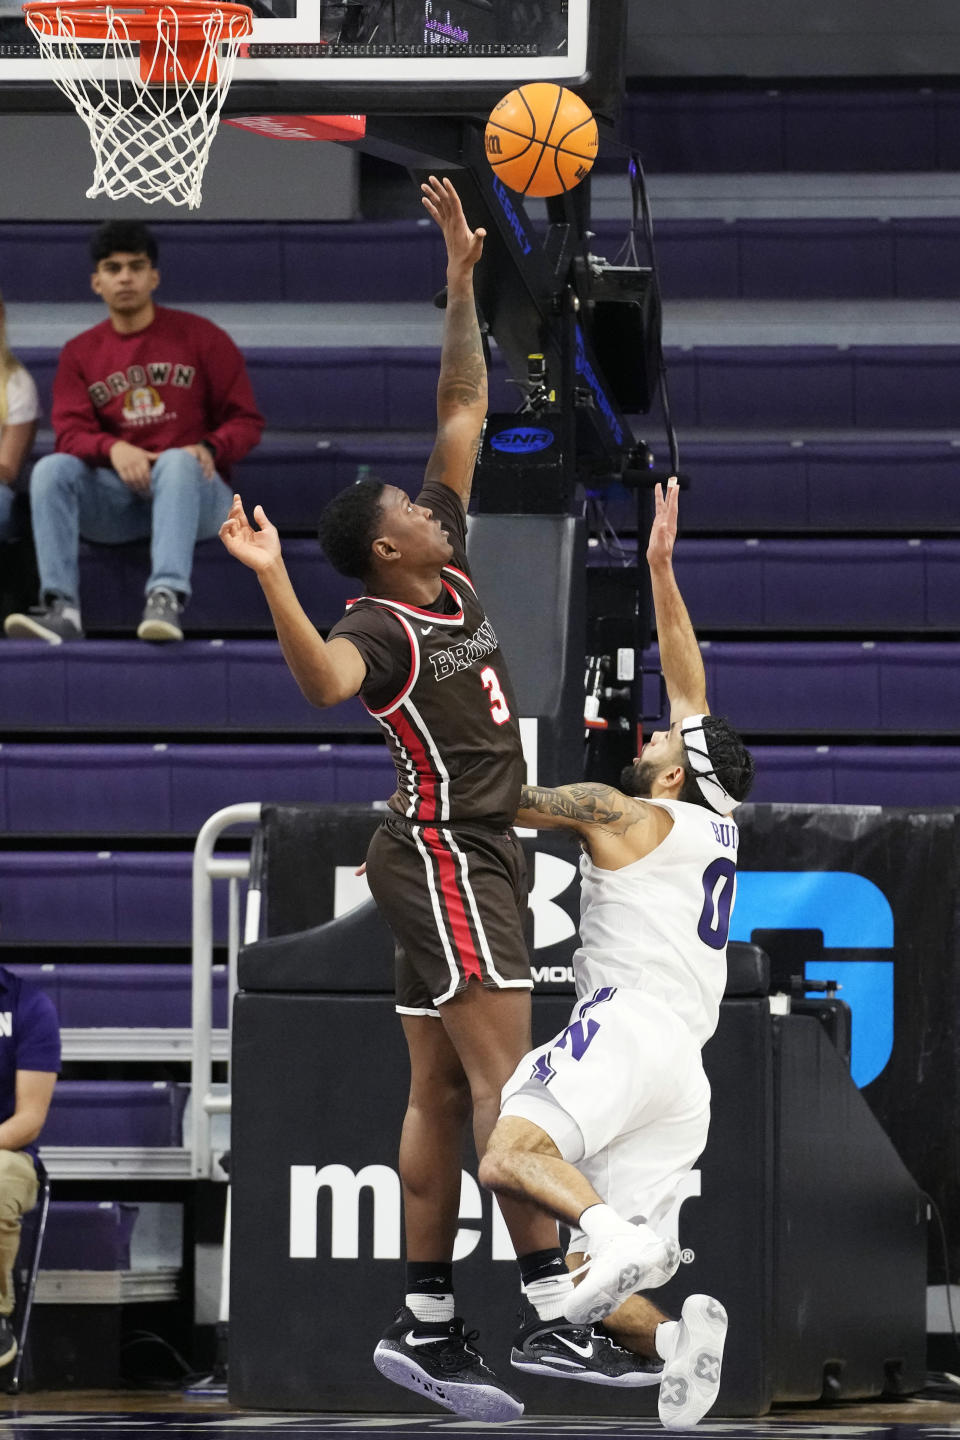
[230,806,926,1416]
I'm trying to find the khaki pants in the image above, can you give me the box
[0,1151,38,1317]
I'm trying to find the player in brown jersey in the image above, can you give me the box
[221,177,656,1419]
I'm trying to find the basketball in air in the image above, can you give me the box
[485,83,598,198]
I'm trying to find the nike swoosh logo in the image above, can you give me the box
[403,1330,445,1347]
[421,626,434,636]
[554,1333,594,1358]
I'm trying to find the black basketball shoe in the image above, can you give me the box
[511,1307,663,1387]
[373,1307,523,1421]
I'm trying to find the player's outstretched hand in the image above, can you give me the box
[219,494,281,574]
[646,475,679,569]
[421,175,485,271]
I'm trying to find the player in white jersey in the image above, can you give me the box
[478,477,755,1429]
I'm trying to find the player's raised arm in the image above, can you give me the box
[647,477,710,723]
[219,494,366,708]
[420,175,487,508]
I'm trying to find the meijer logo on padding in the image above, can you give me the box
[289,1163,700,1262]
[490,427,555,455]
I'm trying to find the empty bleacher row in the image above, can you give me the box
[12,340,960,432]
[2,639,959,738]
[8,213,960,302]
[66,537,960,633]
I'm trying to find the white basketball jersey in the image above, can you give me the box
[573,798,740,1046]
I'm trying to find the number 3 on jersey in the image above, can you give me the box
[480,665,511,725]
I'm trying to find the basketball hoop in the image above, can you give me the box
[22,1,254,209]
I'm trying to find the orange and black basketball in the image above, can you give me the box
[484,83,598,198]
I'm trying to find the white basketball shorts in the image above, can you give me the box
[500,985,711,1253]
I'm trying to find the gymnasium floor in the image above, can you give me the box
[0,1393,959,1438]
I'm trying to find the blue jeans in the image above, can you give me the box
[0,484,17,544]
[29,449,233,604]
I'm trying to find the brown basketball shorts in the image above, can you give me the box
[365,813,532,1014]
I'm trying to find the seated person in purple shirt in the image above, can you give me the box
[0,965,60,1367]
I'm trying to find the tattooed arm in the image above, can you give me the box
[516,781,674,864]
[420,175,487,508]
[517,782,636,834]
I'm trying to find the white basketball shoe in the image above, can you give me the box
[563,1223,681,1326]
[658,1293,728,1429]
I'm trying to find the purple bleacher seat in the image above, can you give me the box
[679,443,811,531]
[0,642,374,734]
[759,540,928,629]
[0,852,233,944]
[620,92,786,173]
[0,854,115,943]
[879,644,960,731]
[745,746,960,804]
[67,643,230,728]
[1,744,173,833]
[935,94,960,169]
[743,747,836,804]
[0,743,394,834]
[668,541,765,628]
[0,647,69,728]
[224,643,372,732]
[241,432,952,538]
[646,348,697,426]
[0,223,286,304]
[0,226,92,304]
[694,347,856,428]
[605,444,809,536]
[590,219,741,301]
[893,220,960,299]
[854,347,960,429]
[925,544,960,627]
[168,743,390,827]
[782,92,938,172]
[8,962,228,1028]
[234,434,430,528]
[148,223,285,302]
[78,538,354,631]
[705,642,884,733]
[281,220,446,303]
[831,747,960,806]
[599,539,945,630]
[39,1202,140,1271]
[42,1081,188,1147]
[737,220,895,300]
[243,348,513,432]
[639,642,960,731]
[804,441,960,531]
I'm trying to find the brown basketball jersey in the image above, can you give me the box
[327,483,525,829]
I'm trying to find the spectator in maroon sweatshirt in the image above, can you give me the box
[4,220,264,644]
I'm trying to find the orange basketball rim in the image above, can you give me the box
[22,0,253,84]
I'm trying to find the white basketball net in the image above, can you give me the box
[25,5,250,210]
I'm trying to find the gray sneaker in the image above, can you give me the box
[4,598,83,644]
[138,587,183,642]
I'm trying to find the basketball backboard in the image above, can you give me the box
[0,0,626,120]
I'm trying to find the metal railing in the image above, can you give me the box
[190,802,262,1179]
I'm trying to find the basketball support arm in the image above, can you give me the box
[357,115,650,518]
